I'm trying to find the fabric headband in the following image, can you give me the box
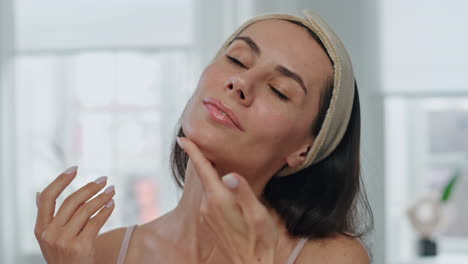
[212,10,356,177]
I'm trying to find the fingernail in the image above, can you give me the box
[222,174,239,189]
[64,166,78,175]
[104,185,115,194]
[176,137,184,149]
[94,176,108,185]
[36,192,41,208]
[105,199,114,208]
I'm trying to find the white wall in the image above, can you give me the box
[255,1,385,263]
[14,0,194,51]
[382,0,468,94]
[194,0,254,69]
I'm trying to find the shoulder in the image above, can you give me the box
[295,234,370,264]
[95,227,129,264]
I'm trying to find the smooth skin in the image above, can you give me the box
[34,19,371,264]
[176,137,278,264]
[35,141,369,264]
[35,166,115,264]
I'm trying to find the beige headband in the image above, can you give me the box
[213,10,356,177]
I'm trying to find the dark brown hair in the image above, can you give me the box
[170,20,373,240]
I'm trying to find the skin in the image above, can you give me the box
[181,19,329,194]
[34,19,370,264]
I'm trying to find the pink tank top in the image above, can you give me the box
[116,225,308,264]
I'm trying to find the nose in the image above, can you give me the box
[224,75,254,106]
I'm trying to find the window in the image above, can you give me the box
[385,97,468,261]
[421,99,468,237]
[15,49,196,255]
[11,0,199,260]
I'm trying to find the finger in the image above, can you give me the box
[222,173,276,240]
[177,137,223,193]
[63,185,115,237]
[35,166,79,236]
[52,176,108,227]
[222,173,265,216]
[79,199,115,239]
[36,192,40,208]
[200,192,246,237]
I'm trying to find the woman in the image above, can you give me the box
[34,11,373,264]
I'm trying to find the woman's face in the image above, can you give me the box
[181,19,333,182]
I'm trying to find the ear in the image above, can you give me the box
[285,143,312,168]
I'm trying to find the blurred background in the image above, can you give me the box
[0,0,467,263]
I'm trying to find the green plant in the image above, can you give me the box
[440,154,467,203]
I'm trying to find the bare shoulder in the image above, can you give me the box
[94,227,128,264]
[296,234,370,264]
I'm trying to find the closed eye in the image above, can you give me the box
[226,55,247,68]
[269,85,289,101]
[227,55,288,101]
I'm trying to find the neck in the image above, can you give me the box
[160,159,280,263]
[151,156,299,264]
[161,160,227,262]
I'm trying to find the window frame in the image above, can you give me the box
[1,0,18,263]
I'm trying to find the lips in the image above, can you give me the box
[202,97,243,131]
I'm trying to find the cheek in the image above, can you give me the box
[196,61,231,92]
[179,63,233,156]
[181,65,219,136]
[248,95,317,159]
[251,102,300,147]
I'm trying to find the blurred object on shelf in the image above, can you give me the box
[407,154,467,256]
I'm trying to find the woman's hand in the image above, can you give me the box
[177,137,279,264]
[34,166,115,264]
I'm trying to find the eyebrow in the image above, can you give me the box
[275,65,308,95]
[231,36,308,95]
[232,36,260,56]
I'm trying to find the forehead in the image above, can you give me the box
[234,19,333,92]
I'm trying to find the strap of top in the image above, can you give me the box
[285,238,308,264]
[115,226,305,264]
[116,225,137,264]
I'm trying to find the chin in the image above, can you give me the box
[180,103,260,176]
[181,117,221,160]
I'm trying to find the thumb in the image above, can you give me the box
[222,173,260,210]
[221,173,240,189]
[222,173,277,241]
